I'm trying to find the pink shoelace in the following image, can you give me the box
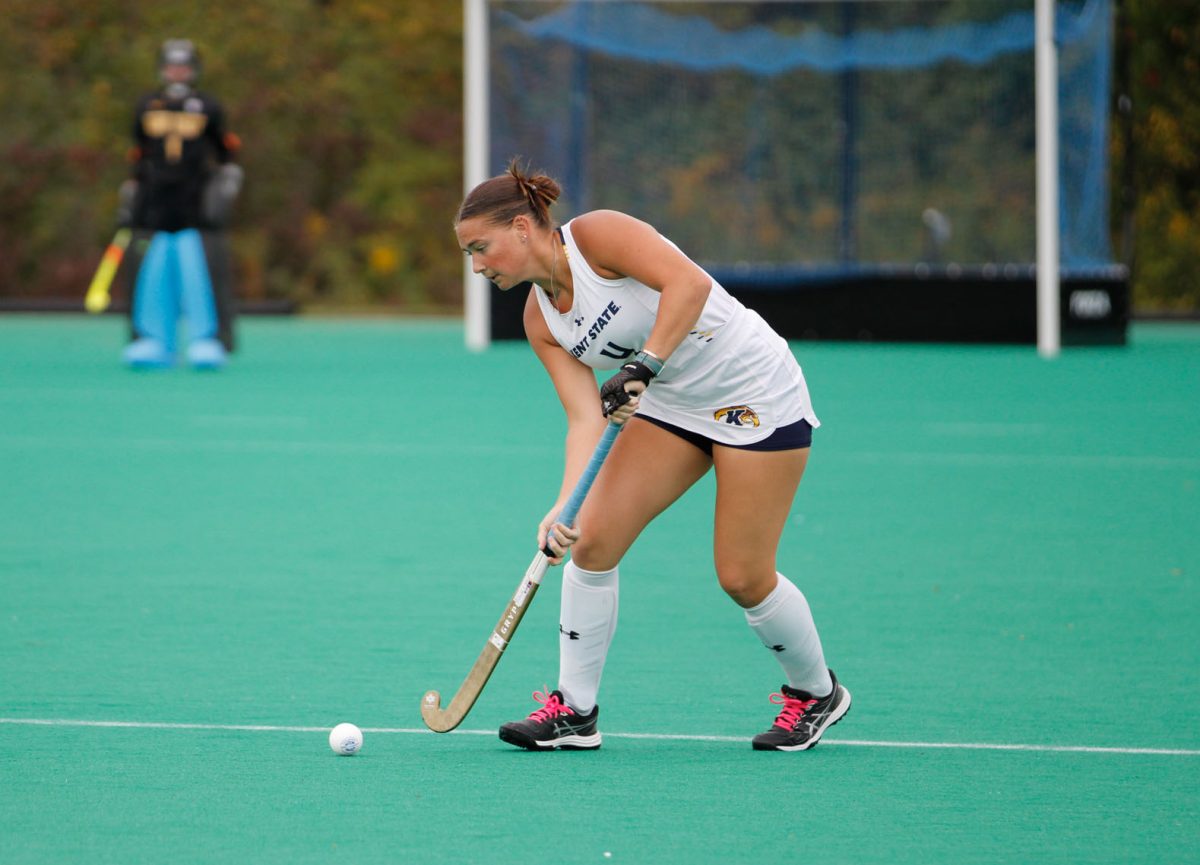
[768,691,818,731]
[527,688,575,723]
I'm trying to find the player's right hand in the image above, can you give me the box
[538,508,580,564]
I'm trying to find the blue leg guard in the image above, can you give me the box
[176,228,227,370]
[123,231,179,368]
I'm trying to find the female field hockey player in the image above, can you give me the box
[454,159,850,752]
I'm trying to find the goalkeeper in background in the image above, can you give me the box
[117,38,242,369]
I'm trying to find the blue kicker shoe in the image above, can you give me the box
[186,338,227,370]
[122,338,174,369]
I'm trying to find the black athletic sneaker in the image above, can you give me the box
[752,669,851,751]
[498,689,602,751]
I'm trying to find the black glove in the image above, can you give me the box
[202,163,244,228]
[115,179,138,229]
[599,351,662,417]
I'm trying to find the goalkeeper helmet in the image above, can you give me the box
[158,39,201,98]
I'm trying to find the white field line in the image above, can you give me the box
[1,717,1196,757]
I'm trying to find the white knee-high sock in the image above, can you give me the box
[557,560,619,713]
[744,573,832,696]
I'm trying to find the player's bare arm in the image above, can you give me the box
[524,288,610,557]
[570,210,711,364]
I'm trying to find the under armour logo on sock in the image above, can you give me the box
[768,644,786,652]
[559,625,580,640]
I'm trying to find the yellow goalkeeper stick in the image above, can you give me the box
[84,228,132,314]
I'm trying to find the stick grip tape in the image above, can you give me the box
[541,421,622,557]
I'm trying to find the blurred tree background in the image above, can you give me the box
[1113,0,1200,313]
[0,0,1195,314]
[0,0,463,312]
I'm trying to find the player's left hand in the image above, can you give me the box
[600,358,656,423]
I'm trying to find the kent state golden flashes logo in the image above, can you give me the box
[142,110,208,162]
[714,405,760,427]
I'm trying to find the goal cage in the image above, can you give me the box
[464,0,1126,349]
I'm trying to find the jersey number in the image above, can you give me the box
[598,342,634,360]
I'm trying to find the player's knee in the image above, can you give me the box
[715,559,776,608]
[570,536,621,573]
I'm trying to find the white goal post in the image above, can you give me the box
[1035,0,1061,359]
[464,0,491,352]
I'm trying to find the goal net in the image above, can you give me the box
[481,0,1114,281]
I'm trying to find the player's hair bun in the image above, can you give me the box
[507,158,561,225]
[456,156,563,228]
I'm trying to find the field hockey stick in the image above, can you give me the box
[421,420,623,733]
[84,228,132,314]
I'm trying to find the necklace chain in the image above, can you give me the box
[550,238,559,307]
[550,227,569,311]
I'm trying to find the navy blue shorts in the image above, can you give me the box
[637,414,813,456]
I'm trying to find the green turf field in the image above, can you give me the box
[1,314,1197,864]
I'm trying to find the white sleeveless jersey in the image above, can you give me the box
[533,219,819,445]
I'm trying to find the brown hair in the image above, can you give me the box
[455,157,562,229]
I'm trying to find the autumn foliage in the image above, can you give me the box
[0,0,1195,313]
[0,0,463,311]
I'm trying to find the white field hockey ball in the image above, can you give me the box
[329,722,363,755]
